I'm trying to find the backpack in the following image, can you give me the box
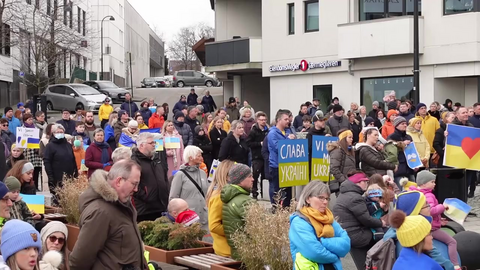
[365,238,396,270]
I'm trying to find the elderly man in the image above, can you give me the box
[70,160,147,269]
[112,147,132,163]
[131,132,169,222]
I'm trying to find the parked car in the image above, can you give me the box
[83,80,129,103]
[173,70,219,87]
[43,84,106,112]
[141,77,157,88]
[154,77,167,88]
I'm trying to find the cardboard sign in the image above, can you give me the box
[311,136,338,182]
[21,194,45,214]
[155,139,164,151]
[278,139,309,188]
[16,127,40,149]
[405,142,423,169]
[165,137,181,149]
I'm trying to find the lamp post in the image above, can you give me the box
[100,15,115,80]
[413,0,420,104]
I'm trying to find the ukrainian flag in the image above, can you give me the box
[444,124,480,170]
[26,138,40,149]
[140,128,160,134]
[118,133,136,148]
[21,194,45,214]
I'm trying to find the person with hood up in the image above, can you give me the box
[289,181,350,270]
[218,120,249,165]
[193,126,212,171]
[221,163,255,260]
[173,95,188,115]
[163,120,185,177]
[293,104,308,131]
[415,103,440,157]
[169,145,209,231]
[407,117,431,168]
[148,106,165,129]
[138,101,152,126]
[85,128,113,178]
[120,120,141,145]
[328,129,356,185]
[381,109,398,139]
[40,221,70,270]
[173,111,193,146]
[326,104,349,137]
[226,97,240,121]
[443,99,454,112]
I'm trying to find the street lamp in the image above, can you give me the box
[100,15,115,80]
[413,0,420,104]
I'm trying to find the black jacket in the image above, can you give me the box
[0,130,13,151]
[131,149,169,217]
[0,141,6,182]
[187,93,198,106]
[428,110,441,121]
[368,109,378,119]
[202,95,217,113]
[387,129,414,177]
[56,119,76,135]
[246,124,268,161]
[293,113,306,130]
[218,133,249,165]
[433,123,446,168]
[306,126,332,162]
[185,116,200,134]
[193,133,213,170]
[209,128,227,160]
[6,154,25,171]
[21,182,36,195]
[356,143,396,176]
[43,137,78,187]
[332,180,383,248]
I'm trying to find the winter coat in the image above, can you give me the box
[382,120,395,140]
[306,127,333,163]
[10,196,37,226]
[399,111,414,123]
[327,142,356,184]
[120,100,139,117]
[368,109,378,119]
[72,131,91,146]
[293,113,306,130]
[221,184,254,260]
[267,126,289,168]
[415,113,440,154]
[113,120,127,145]
[56,119,76,135]
[407,126,430,163]
[173,100,187,114]
[0,256,9,270]
[327,115,350,137]
[139,107,152,126]
[393,248,443,270]
[131,148,170,217]
[0,130,13,151]
[289,213,350,270]
[185,116,200,134]
[193,132,213,171]
[429,110,441,121]
[386,129,414,177]
[174,120,193,146]
[208,192,231,257]
[332,180,383,248]
[350,120,361,144]
[209,128,228,160]
[187,93,198,106]
[6,154,25,171]
[242,117,255,136]
[43,136,77,188]
[0,143,5,182]
[21,181,36,195]
[226,106,240,121]
[85,142,113,178]
[469,114,480,128]
[169,164,209,231]
[98,104,114,122]
[163,131,184,177]
[433,124,447,168]
[246,124,268,161]
[73,146,85,175]
[409,187,444,230]
[148,113,164,129]
[356,143,396,176]
[202,95,217,113]
[218,133,249,165]
[34,120,48,138]
[261,136,270,179]
[69,170,147,270]
[3,116,21,137]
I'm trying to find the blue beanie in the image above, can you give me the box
[1,220,42,261]
[0,182,9,199]
[395,191,426,216]
[417,103,427,110]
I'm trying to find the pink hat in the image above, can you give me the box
[349,173,369,184]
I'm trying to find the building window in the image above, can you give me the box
[313,85,332,113]
[82,11,86,36]
[288,3,295,35]
[360,0,422,21]
[77,7,81,33]
[305,0,319,32]
[361,76,414,112]
[444,0,474,14]
[47,0,51,15]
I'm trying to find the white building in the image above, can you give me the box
[206,0,480,117]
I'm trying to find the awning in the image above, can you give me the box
[193,37,215,66]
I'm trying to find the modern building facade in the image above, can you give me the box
[207,0,480,118]
[149,29,165,77]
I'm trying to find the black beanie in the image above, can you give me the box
[4,107,12,115]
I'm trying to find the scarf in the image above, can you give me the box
[24,122,35,128]
[94,141,110,164]
[299,206,335,238]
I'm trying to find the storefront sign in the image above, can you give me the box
[269,60,341,73]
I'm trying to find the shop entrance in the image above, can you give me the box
[313,84,332,114]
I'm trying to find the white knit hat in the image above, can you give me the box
[40,221,68,245]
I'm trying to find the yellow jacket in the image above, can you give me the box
[207,192,231,257]
[415,114,439,154]
[208,119,231,134]
[138,123,148,129]
[406,126,430,162]
[99,104,114,121]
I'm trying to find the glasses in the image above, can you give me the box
[1,124,7,127]
[147,141,156,146]
[422,204,431,209]
[317,196,331,202]
[48,235,65,245]
[126,179,140,188]
[1,196,11,203]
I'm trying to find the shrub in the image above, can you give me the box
[54,175,89,225]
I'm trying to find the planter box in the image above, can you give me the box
[66,224,80,251]
[211,262,243,270]
[45,206,62,214]
[145,243,214,264]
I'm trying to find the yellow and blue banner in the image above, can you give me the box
[278,139,309,188]
[165,137,181,149]
[311,136,338,182]
[21,194,45,214]
[405,142,423,169]
[443,198,471,225]
[118,133,136,148]
[444,124,480,170]
[140,128,160,134]
[16,127,40,149]
[155,139,164,151]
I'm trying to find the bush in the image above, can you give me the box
[231,202,296,270]
[54,175,89,225]
[138,217,206,250]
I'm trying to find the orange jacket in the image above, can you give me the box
[73,146,86,175]
[148,113,165,129]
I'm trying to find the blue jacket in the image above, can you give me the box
[384,228,456,270]
[399,111,415,123]
[3,116,21,137]
[289,213,350,270]
[393,247,443,270]
[120,101,139,117]
[173,100,187,114]
[469,115,480,128]
[138,108,152,126]
[267,126,288,168]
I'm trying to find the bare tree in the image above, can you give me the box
[168,22,214,70]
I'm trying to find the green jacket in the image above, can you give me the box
[10,199,35,226]
[220,184,253,260]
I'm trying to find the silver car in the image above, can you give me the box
[173,70,218,87]
[44,83,107,112]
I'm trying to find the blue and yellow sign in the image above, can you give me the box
[278,139,309,188]
[311,136,338,182]
[444,124,480,170]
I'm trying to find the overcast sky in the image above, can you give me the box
[128,0,215,43]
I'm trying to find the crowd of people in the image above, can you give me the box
[0,88,476,269]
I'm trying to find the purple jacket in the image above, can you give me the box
[409,186,444,230]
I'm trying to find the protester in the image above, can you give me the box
[148,105,165,129]
[385,116,414,186]
[226,97,240,121]
[429,102,441,121]
[71,106,84,122]
[56,109,76,135]
[173,95,188,115]
[293,104,308,130]
[104,112,118,150]
[99,98,114,129]
[72,135,86,176]
[202,90,217,113]
[407,117,431,168]
[246,112,268,199]
[414,103,440,158]
[185,106,201,133]
[218,120,249,165]
[33,111,47,138]
[163,120,185,177]
[4,176,42,227]
[328,129,356,184]
[40,221,70,270]
[169,146,209,231]
[369,101,380,118]
[358,117,375,143]
[0,118,14,151]
[0,219,42,269]
[443,99,453,112]
[356,128,396,176]
[307,112,332,163]
[433,111,455,169]
[3,106,21,137]
[69,161,146,269]
[85,128,113,178]
[121,120,140,143]
[120,93,139,117]
[308,98,323,116]
[138,101,152,127]
[382,109,398,139]
[173,111,193,146]
[193,126,213,171]
[239,108,254,136]
[375,110,386,130]
[111,147,132,164]
[399,102,414,123]
[221,163,254,259]
[289,181,350,269]
[327,104,349,136]
[134,114,148,129]
[326,97,340,114]
[201,113,213,136]
[72,121,90,146]
[6,144,25,171]
[208,109,231,133]
[209,116,228,161]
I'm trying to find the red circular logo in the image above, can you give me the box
[299,60,309,72]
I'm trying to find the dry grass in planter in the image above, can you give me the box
[54,175,89,225]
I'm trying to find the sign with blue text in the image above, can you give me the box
[404,142,423,169]
[311,136,338,182]
[278,139,309,188]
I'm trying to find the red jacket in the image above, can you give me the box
[148,113,165,129]
[85,142,113,178]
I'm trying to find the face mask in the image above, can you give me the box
[54,133,65,139]
[74,140,81,147]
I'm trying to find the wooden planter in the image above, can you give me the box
[66,224,80,251]
[210,262,243,270]
[145,243,214,264]
[45,206,62,214]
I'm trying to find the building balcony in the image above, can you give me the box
[205,37,262,72]
[338,16,424,59]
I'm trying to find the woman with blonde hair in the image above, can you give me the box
[162,120,184,177]
[209,116,228,160]
[202,113,213,136]
[407,117,431,168]
[206,160,235,257]
[208,109,231,133]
